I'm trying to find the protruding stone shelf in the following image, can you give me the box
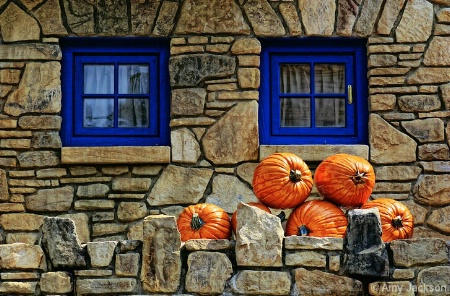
[260,145,369,162]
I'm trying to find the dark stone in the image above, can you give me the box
[97,0,128,34]
[169,54,235,87]
[41,217,87,268]
[343,208,389,277]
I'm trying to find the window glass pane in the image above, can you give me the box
[314,64,345,94]
[280,64,310,94]
[118,65,150,94]
[83,98,114,127]
[280,98,311,127]
[315,98,345,127]
[84,65,114,94]
[118,98,149,127]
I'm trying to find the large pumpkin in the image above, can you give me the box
[231,202,272,234]
[314,153,375,207]
[361,198,414,242]
[252,152,313,209]
[285,200,348,237]
[176,203,231,242]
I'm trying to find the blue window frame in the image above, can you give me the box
[260,38,368,145]
[61,38,170,146]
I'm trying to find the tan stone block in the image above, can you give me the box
[6,232,39,244]
[206,82,238,91]
[87,241,117,267]
[115,253,140,276]
[238,68,260,89]
[328,255,340,272]
[0,243,46,269]
[1,272,39,280]
[396,0,433,43]
[206,44,230,53]
[285,251,327,267]
[0,213,45,230]
[170,45,205,55]
[69,166,97,176]
[92,223,128,237]
[117,202,148,222]
[284,236,344,250]
[0,119,17,129]
[61,146,170,164]
[299,0,335,36]
[0,282,38,294]
[112,177,151,192]
[230,270,291,295]
[0,3,40,42]
[184,239,233,251]
[74,200,115,211]
[0,203,25,213]
[390,238,448,267]
[392,268,416,280]
[40,272,72,294]
[427,205,450,234]
[280,3,302,36]
[231,38,261,54]
[36,168,67,178]
[60,177,112,184]
[237,55,260,67]
[101,166,129,175]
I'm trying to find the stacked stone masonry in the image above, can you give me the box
[0,0,449,295]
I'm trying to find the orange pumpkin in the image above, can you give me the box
[361,198,414,242]
[314,153,375,207]
[176,203,231,242]
[231,202,272,234]
[285,200,348,237]
[252,152,313,209]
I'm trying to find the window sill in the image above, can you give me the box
[61,146,171,164]
[260,145,369,162]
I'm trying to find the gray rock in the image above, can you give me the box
[40,217,86,268]
[343,208,389,277]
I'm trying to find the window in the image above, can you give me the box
[61,38,170,146]
[259,38,368,145]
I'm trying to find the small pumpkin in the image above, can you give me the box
[231,202,272,234]
[252,152,313,209]
[361,198,414,242]
[314,153,375,207]
[176,203,231,242]
[285,200,348,237]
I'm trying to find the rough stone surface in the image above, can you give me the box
[76,183,109,198]
[414,175,450,206]
[285,251,327,267]
[205,174,258,214]
[0,169,8,201]
[424,36,450,66]
[40,272,72,294]
[4,62,61,116]
[279,3,302,36]
[184,239,233,251]
[377,0,406,35]
[87,241,117,268]
[185,251,233,295]
[175,0,250,34]
[171,128,201,164]
[244,0,285,37]
[416,266,450,296]
[115,253,140,276]
[171,88,206,116]
[354,0,384,36]
[112,177,151,192]
[117,202,148,222]
[76,278,137,295]
[235,203,284,267]
[202,101,258,165]
[25,186,74,212]
[336,0,360,36]
[369,114,417,163]
[0,213,45,231]
[396,0,434,42]
[390,238,449,267]
[141,215,181,293]
[344,208,389,277]
[169,54,236,87]
[425,206,450,234]
[0,3,40,42]
[229,270,291,295]
[41,217,87,268]
[284,236,344,250]
[402,118,444,143]
[58,213,90,244]
[293,268,363,296]
[148,165,213,206]
[299,0,335,36]
[398,95,441,112]
[0,243,46,270]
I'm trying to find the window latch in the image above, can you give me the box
[348,85,353,104]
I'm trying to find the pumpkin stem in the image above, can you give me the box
[298,225,309,236]
[351,170,366,185]
[191,213,205,230]
[392,216,403,229]
[289,169,302,183]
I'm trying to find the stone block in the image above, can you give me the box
[416,266,450,296]
[76,278,136,295]
[285,251,326,267]
[115,253,140,277]
[390,238,448,267]
[0,282,37,295]
[235,203,283,267]
[185,251,233,295]
[343,208,389,277]
[229,270,291,295]
[369,281,414,296]
[184,239,233,251]
[284,236,344,250]
[0,243,46,270]
[87,241,117,268]
[40,272,72,294]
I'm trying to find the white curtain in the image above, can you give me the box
[83,65,149,128]
[280,64,345,127]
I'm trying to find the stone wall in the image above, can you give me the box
[0,0,450,295]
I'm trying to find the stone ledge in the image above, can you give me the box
[61,146,171,164]
[260,145,369,161]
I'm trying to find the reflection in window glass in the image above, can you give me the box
[315,98,345,127]
[314,64,345,94]
[84,65,114,94]
[118,65,150,94]
[83,98,114,127]
[118,98,149,127]
[280,98,311,127]
[280,64,310,94]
